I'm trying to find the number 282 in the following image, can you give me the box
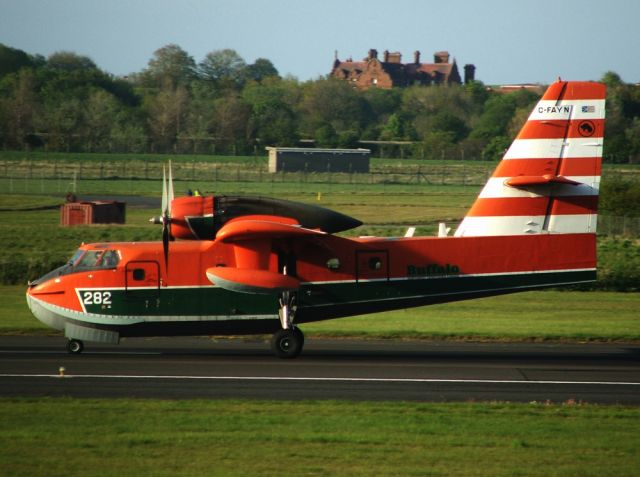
[82,291,112,306]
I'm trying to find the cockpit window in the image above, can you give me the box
[73,249,120,270]
[29,248,121,286]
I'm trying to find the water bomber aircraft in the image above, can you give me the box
[27,80,606,358]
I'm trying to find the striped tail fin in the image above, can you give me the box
[455,80,606,237]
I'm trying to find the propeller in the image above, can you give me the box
[150,161,174,269]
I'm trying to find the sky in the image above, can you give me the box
[1,0,639,85]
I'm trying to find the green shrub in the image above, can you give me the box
[596,238,640,291]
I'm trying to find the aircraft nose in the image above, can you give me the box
[25,289,66,332]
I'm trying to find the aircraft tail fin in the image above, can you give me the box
[455,80,606,237]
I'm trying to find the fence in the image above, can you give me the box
[0,158,497,189]
[598,216,640,237]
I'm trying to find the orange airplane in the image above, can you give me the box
[26,80,606,358]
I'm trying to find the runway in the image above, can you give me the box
[1,336,639,404]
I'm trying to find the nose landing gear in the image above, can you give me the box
[66,339,84,354]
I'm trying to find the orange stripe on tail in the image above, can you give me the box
[455,80,605,237]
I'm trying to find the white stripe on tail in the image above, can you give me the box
[455,80,606,237]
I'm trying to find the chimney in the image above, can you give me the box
[464,64,476,84]
[368,49,378,60]
[414,50,421,64]
[383,50,389,62]
[434,51,450,64]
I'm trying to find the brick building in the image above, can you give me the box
[331,49,475,90]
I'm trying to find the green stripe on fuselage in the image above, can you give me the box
[80,269,595,322]
[81,286,279,317]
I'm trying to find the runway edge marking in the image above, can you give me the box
[1,374,639,386]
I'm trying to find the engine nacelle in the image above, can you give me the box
[168,195,362,241]
[170,196,216,240]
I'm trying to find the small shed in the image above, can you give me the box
[61,201,126,226]
[266,147,371,173]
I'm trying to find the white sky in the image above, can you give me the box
[1,0,639,84]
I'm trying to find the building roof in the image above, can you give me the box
[331,49,467,89]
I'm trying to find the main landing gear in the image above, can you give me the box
[271,290,304,359]
[66,339,84,354]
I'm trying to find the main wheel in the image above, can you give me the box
[66,339,84,354]
[271,327,304,359]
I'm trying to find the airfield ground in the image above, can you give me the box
[1,398,639,476]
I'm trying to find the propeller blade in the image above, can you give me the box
[167,160,174,215]
[159,163,172,270]
[161,165,168,216]
[162,216,170,270]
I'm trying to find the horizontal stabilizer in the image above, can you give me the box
[206,267,300,294]
[506,175,581,188]
[216,219,326,243]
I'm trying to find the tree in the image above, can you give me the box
[81,89,122,152]
[47,51,97,71]
[429,111,469,142]
[37,95,84,151]
[199,49,246,88]
[245,58,279,83]
[314,124,338,147]
[299,78,368,135]
[601,71,623,90]
[0,43,35,79]
[399,85,474,144]
[380,113,408,140]
[0,69,38,148]
[243,77,299,146]
[469,93,518,140]
[211,93,250,153]
[143,44,196,88]
[482,135,511,161]
[146,84,190,152]
[182,81,218,153]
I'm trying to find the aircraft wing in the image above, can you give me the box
[207,218,326,294]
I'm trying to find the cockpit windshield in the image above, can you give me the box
[28,248,121,286]
[72,249,121,270]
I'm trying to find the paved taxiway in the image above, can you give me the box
[1,336,639,403]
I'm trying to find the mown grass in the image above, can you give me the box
[5,284,639,341]
[0,398,638,477]
[303,290,640,342]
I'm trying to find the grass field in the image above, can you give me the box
[1,398,638,477]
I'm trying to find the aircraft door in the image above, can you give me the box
[125,260,161,290]
[123,260,162,311]
[356,250,389,283]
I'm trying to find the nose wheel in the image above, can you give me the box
[66,339,84,354]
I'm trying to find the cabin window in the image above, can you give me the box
[132,269,145,281]
[326,258,340,270]
[368,257,382,270]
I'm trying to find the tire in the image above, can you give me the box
[271,328,304,359]
[66,339,84,354]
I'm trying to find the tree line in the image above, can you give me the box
[1,43,639,162]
